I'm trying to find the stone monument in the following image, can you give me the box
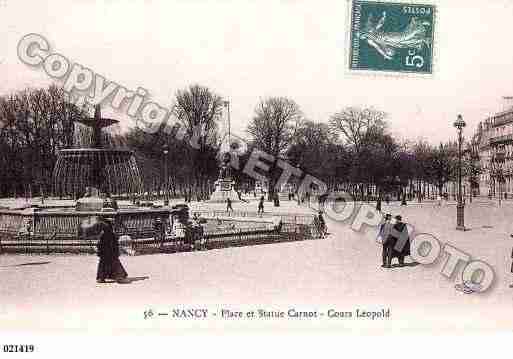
[209,152,239,203]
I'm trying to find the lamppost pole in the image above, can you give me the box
[163,145,169,206]
[497,162,502,207]
[454,114,466,231]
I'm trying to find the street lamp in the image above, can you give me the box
[295,163,301,204]
[453,114,466,231]
[162,144,169,206]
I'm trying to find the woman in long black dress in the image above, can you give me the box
[96,216,128,283]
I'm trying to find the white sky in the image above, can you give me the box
[2,0,513,144]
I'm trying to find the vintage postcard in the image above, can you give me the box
[1,0,513,356]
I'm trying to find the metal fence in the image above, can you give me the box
[0,208,321,255]
[193,209,315,225]
[121,225,316,255]
[0,208,171,254]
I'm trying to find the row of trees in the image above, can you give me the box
[0,86,86,197]
[0,84,481,200]
[243,98,481,200]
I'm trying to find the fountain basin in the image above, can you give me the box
[53,148,142,198]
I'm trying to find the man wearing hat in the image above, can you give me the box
[385,215,411,268]
[379,214,393,268]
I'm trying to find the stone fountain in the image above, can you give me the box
[0,105,317,254]
[53,105,142,211]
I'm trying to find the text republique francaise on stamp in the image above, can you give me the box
[349,1,435,74]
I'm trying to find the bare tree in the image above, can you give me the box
[287,121,342,186]
[247,97,302,199]
[173,84,222,149]
[248,97,302,156]
[329,107,387,153]
[0,85,86,197]
[426,142,457,196]
[172,84,223,197]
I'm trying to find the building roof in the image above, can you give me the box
[486,108,513,128]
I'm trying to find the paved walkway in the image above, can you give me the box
[1,200,512,332]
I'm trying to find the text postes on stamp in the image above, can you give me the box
[349,1,435,74]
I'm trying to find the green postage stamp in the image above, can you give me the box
[349,1,435,74]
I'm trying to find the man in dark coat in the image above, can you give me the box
[96,216,128,283]
[379,214,393,268]
[226,197,233,212]
[384,215,411,267]
[376,196,382,212]
[258,196,265,214]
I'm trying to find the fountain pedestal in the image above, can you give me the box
[75,187,116,212]
[76,196,105,212]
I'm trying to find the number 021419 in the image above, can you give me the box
[3,344,35,352]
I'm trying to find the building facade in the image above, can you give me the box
[475,108,513,197]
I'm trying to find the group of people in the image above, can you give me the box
[377,214,411,268]
[227,192,319,214]
[225,195,266,214]
[226,196,266,213]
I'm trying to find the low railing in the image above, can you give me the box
[121,225,315,255]
[0,208,320,254]
[0,208,171,254]
[193,209,315,225]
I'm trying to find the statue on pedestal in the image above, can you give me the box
[219,152,232,180]
[209,152,239,203]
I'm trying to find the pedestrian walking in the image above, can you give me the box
[94,215,129,283]
[376,196,382,212]
[317,211,327,238]
[378,214,393,268]
[258,196,265,214]
[226,197,233,212]
[384,215,411,268]
[401,194,407,206]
